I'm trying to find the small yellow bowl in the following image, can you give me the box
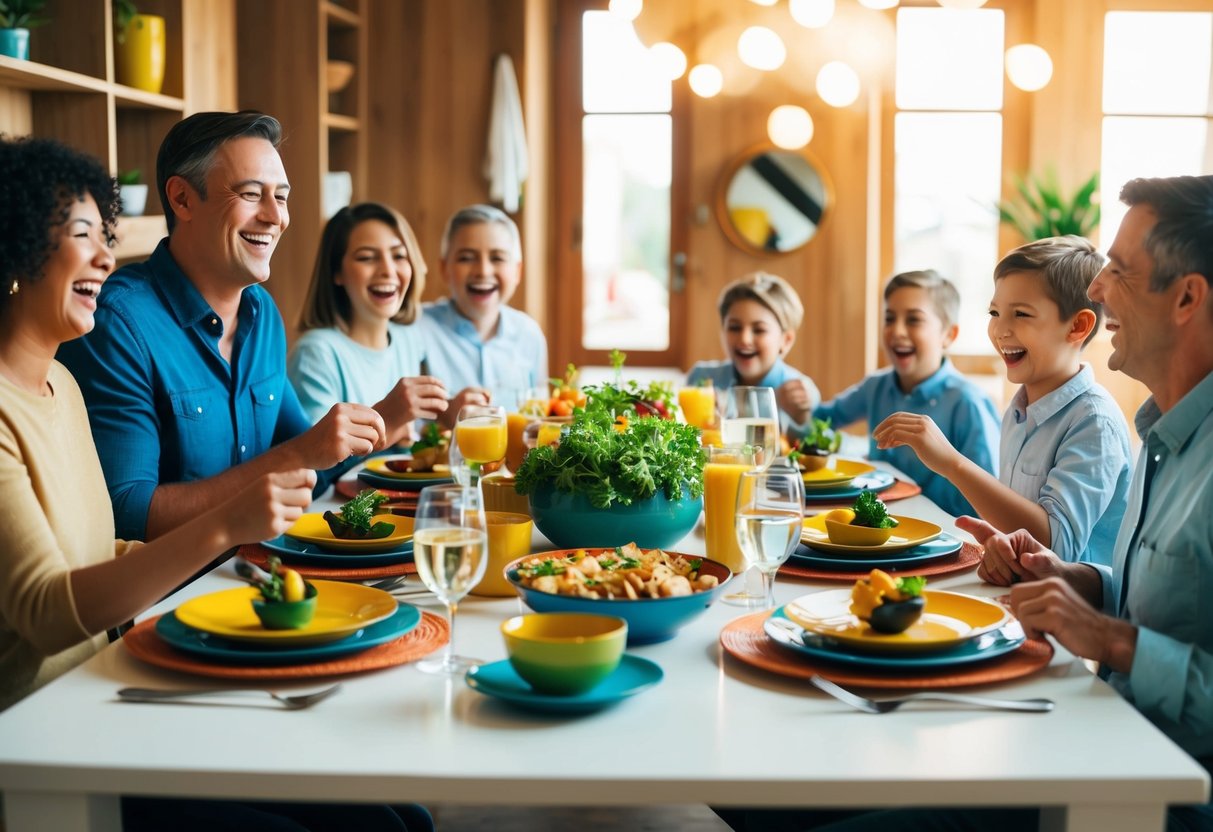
[501,612,627,695]
[824,519,894,547]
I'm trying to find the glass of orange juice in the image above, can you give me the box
[678,382,716,430]
[704,445,757,584]
[504,387,547,472]
[453,405,508,488]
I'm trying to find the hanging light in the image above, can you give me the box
[650,42,688,81]
[789,0,835,29]
[857,0,899,9]
[937,0,987,7]
[607,0,642,21]
[1005,44,1053,91]
[767,105,814,149]
[749,0,778,5]
[816,60,861,107]
[738,26,786,71]
[688,63,724,98]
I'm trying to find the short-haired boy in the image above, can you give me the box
[815,269,1000,516]
[874,236,1132,567]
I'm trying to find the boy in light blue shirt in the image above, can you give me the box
[814,270,1000,517]
[874,237,1131,565]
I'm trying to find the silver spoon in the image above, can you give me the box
[809,675,1054,714]
[117,683,342,710]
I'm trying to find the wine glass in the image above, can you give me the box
[733,462,804,610]
[453,404,507,488]
[412,484,489,674]
[721,386,780,467]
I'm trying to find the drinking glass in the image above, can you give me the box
[678,381,717,430]
[704,445,762,607]
[721,386,780,467]
[505,387,547,473]
[412,484,489,674]
[453,405,507,488]
[733,462,804,610]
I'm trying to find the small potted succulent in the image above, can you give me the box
[790,417,842,472]
[117,169,147,216]
[0,0,49,61]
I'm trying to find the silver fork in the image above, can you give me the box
[809,675,1053,714]
[117,683,342,710]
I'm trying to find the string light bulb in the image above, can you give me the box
[688,64,724,98]
[1005,44,1053,91]
[650,41,688,81]
[767,105,814,149]
[738,26,787,71]
[857,0,899,8]
[816,60,861,107]
[789,0,835,28]
[607,0,642,21]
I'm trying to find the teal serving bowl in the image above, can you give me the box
[505,551,732,645]
[527,482,703,550]
[251,583,318,630]
[501,612,627,695]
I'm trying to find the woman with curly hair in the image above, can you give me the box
[0,136,315,712]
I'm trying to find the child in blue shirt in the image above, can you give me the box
[686,272,821,436]
[874,237,1131,566]
[815,270,1001,517]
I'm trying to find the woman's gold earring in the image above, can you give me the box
[8,279,17,296]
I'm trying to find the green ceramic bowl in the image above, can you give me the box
[527,482,703,550]
[501,612,627,695]
[251,583,318,630]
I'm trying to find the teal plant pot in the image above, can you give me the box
[527,482,703,550]
[0,29,30,61]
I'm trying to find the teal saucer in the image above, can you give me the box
[259,533,413,567]
[802,470,895,502]
[465,654,663,713]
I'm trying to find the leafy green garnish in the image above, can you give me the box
[519,559,566,578]
[896,575,927,597]
[798,418,842,455]
[410,422,443,454]
[323,489,391,539]
[258,556,287,602]
[514,404,705,508]
[852,490,899,529]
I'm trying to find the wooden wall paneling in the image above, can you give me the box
[32,92,113,170]
[237,0,324,337]
[521,0,554,337]
[181,0,237,111]
[115,107,182,213]
[551,0,583,373]
[32,0,107,79]
[0,86,32,135]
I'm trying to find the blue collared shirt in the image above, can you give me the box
[813,359,1001,517]
[685,359,821,437]
[1001,364,1130,566]
[1102,369,1213,765]
[288,323,426,425]
[414,298,548,406]
[57,239,312,541]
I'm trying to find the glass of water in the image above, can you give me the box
[734,462,804,610]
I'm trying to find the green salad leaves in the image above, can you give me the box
[323,488,393,539]
[852,490,899,529]
[514,405,705,509]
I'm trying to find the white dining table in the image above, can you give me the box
[0,466,1207,832]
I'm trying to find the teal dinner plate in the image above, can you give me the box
[259,534,413,567]
[792,534,963,569]
[802,470,895,502]
[358,469,453,492]
[465,654,663,713]
[154,603,421,665]
[764,607,1025,670]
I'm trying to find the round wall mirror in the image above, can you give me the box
[717,146,831,255]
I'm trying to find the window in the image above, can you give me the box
[892,7,1007,355]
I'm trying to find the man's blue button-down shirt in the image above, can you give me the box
[57,239,311,541]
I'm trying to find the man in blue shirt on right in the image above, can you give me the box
[724,176,1213,831]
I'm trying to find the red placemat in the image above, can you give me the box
[804,478,922,508]
[335,478,418,504]
[779,542,982,583]
[239,544,416,580]
[720,609,1052,690]
[123,611,448,680]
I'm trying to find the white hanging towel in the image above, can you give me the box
[484,53,529,214]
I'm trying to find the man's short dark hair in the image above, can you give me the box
[156,110,282,233]
[1119,175,1213,291]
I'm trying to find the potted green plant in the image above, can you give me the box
[997,169,1100,241]
[113,0,166,94]
[0,0,49,61]
[117,169,147,217]
[790,417,842,472]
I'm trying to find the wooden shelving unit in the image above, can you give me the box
[0,0,233,262]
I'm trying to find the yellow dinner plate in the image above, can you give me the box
[801,458,876,488]
[784,589,1011,654]
[284,513,413,552]
[364,458,451,480]
[801,514,941,554]
[174,581,398,645]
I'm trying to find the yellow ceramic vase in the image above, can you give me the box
[116,14,166,94]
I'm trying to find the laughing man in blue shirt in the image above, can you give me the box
[58,112,398,542]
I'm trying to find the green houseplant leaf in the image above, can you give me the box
[996,169,1100,241]
[0,0,50,29]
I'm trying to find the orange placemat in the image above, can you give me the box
[335,478,418,504]
[123,611,448,681]
[720,609,1053,690]
[804,478,922,508]
[779,542,982,583]
[239,544,416,580]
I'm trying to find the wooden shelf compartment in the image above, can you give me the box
[0,55,109,95]
[323,1,362,28]
[113,85,186,112]
[323,112,360,132]
[113,214,167,261]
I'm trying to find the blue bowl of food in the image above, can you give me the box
[505,546,732,644]
[526,482,702,550]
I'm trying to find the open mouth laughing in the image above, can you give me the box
[1001,346,1027,368]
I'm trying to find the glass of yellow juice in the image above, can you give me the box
[678,383,716,430]
[704,445,757,579]
[454,405,508,487]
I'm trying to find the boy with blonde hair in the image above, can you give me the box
[875,236,1131,565]
[815,269,1000,516]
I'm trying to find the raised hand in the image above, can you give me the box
[439,386,491,428]
[776,378,815,427]
[872,412,960,474]
[299,402,388,468]
[223,468,315,544]
[376,376,449,443]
